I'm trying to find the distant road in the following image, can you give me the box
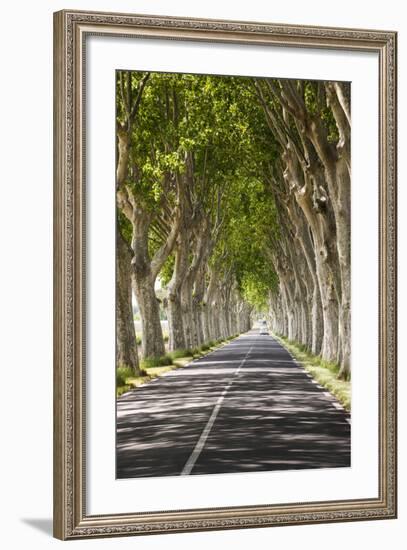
[116,330,350,478]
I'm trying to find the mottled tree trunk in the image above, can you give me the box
[181,279,194,349]
[211,287,222,340]
[116,231,139,373]
[320,160,350,375]
[181,226,210,348]
[285,197,323,353]
[202,303,211,343]
[292,163,341,363]
[219,279,232,338]
[192,264,206,346]
[311,281,323,354]
[203,266,217,341]
[316,257,339,362]
[258,79,350,376]
[167,229,189,351]
[132,271,165,358]
[131,216,165,359]
[302,81,351,376]
[167,296,185,351]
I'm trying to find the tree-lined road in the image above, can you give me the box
[116,330,350,478]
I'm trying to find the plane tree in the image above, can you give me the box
[115,71,351,381]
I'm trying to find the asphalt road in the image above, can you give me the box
[116,330,351,478]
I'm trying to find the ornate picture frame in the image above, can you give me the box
[53,9,397,540]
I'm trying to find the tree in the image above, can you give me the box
[116,72,182,358]
[116,227,140,374]
[115,71,351,381]
[254,78,350,378]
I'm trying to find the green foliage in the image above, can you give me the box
[211,175,279,311]
[116,71,342,324]
[321,107,340,143]
[303,80,339,143]
[116,366,135,386]
[304,81,319,116]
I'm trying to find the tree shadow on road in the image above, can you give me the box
[116,341,350,479]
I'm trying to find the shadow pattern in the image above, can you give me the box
[116,332,350,478]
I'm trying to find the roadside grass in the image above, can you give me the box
[141,354,173,369]
[116,365,148,397]
[274,334,351,411]
[116,366,134,387]
[169,348,194,360]
[116,334,240,397]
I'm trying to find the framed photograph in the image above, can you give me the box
[53,9,397,540]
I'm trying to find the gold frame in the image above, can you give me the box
[53,9,397,540]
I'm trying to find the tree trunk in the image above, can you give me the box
[258,79,350,374]
[132,271,165,358]
[181,278,194,348]
[302,82,351,376]
[116,230,140,374]
[203,266,218,342]
[311,280,323,354]
[167,295,185,351]
[181,224,210,348]
[167,228,189,351]
[292,165,341,363]
[131,215,165,359]
[219,279,232,338]
[192,267,206,347]
[285,196,323,354]
[211,287,222,340]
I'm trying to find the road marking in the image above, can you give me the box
[180,338,255,476]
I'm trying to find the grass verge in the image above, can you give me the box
[141,354,173,369]
[274,334,351,412]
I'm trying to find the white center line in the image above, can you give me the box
[180,336,256,476]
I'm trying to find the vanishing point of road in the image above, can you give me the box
[116,330,351,478]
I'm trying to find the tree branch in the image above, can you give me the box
[150,206,181,281]
[130,72,150,122]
